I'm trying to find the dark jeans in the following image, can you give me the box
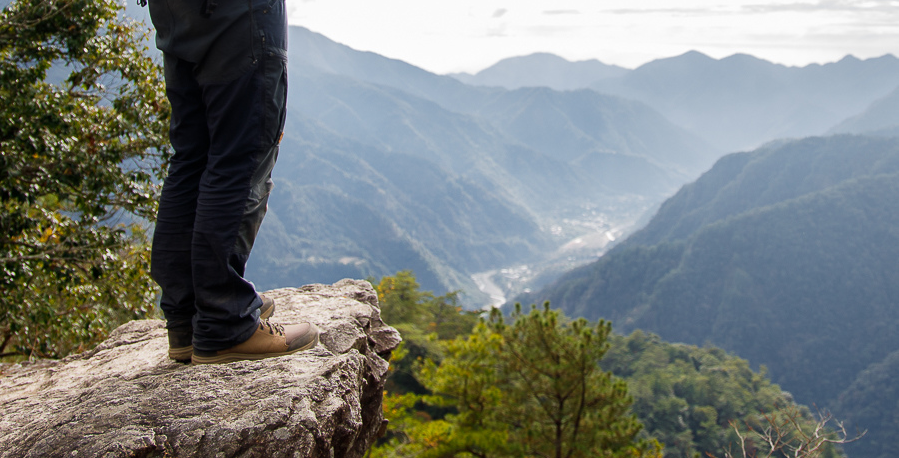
[148,0,288,351]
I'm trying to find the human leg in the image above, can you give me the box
[151,54,209,352]
[189,0,290,353]
[151,0,315,362]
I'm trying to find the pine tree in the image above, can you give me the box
[404,303,662,458]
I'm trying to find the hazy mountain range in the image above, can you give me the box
[830,85,899,138]
[245,27,899,307]
[456,50,899,152]
[247,27,720,301]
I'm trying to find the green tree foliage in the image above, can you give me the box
[373,270,480,394]
[0,0,170,359]
[491,304,657,458]
[370,272,850,458]
[832,349,899,458]
[603,331,846,458]
[376,320,509,458]
[378,301,662,458]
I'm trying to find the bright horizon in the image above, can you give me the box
[286,0,899,74]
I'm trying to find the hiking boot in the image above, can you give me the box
[191,320,320,365]
[167,325,195,363]
[167,294,276,363]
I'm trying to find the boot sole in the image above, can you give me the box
[168,298,276,363]
[191,333,319,365]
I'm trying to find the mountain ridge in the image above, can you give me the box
[829,85,899,137]
[592,52,899,151]
[451,47,899,152]
[450,52,629,90]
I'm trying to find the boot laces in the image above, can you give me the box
[259,320,285,336]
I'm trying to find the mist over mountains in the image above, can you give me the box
[247,27,898,307]
[830,85,899,138]
[117,3,899,308]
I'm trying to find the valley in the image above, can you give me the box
[473,207,639,310]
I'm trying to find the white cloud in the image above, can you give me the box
[743,0,899,12]
[285,0,899,73]
[543,10,581,15]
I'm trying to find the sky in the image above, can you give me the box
[286,0,899,74]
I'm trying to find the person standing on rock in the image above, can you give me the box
[141,0,319,364]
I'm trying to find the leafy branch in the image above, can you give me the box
[1,0,169,360]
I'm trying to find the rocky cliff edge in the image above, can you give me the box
[0,279,401,458]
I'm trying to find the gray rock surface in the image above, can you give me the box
[0,279,401,458]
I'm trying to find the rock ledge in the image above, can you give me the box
[0,279,400,458]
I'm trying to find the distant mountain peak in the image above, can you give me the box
[450,52,629,90]
[721,53,770,64]
[496,52,572,63]
[680,50,713,59]
[591,49,899,151]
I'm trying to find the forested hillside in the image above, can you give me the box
[515,135,899,458]
[624,135,899,246]
[371,273,850,458]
